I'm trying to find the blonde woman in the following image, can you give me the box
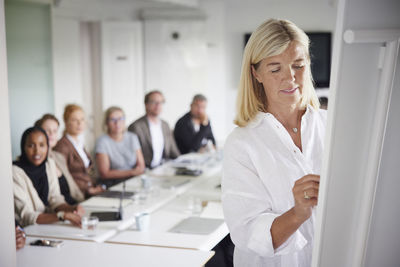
[54,104,104,196]
[222,19,326,266]
[35,114,85,204]
[95,106,145,185]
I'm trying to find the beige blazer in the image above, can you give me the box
[49,150,85,203]
[54,136,94,194]
[13,158,66,227]
[128,115,180,168]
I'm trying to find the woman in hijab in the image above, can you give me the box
[13,127,84,227]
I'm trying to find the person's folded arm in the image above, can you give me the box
[174,119,210,153]
[96,153,137,179]
[96,149,145,179]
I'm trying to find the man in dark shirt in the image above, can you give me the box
[174,94,216,154]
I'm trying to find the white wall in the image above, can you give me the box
[200,0,227,144]
[0,0,17,265]
[6,2,54,159]
[52,17,83,124]
[144,18,208,124]
[142,1,228,144]
[101,21,144,128]
[52,0,174,21]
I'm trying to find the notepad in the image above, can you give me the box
[168,217,224,235]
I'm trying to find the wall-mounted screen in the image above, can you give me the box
[306,32,331,88]
[244,32,332,88]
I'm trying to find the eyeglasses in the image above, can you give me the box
[108,117,125,123]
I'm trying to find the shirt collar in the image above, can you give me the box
[66,134,85,148]
[146,116,161,126]
[248,104,315,129]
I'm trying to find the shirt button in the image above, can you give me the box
[276,125,279,128]
[293,150,296,153]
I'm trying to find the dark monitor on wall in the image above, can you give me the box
[306,32,332,88]
[244,32,332,88]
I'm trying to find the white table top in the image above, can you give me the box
[24,221,119,243]
[149,152,222,179]
[25,152,226,250]
[108,210,228,251]
[18,237,214,267]
[108,184,228,251]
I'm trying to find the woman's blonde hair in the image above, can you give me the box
[235,19,320,127]
[103,106,125,133]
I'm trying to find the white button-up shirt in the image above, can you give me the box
[222,106,326,267]
[148,118,164,168]
[66,134,90,168]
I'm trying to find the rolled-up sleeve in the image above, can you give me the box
[222,132,307,258]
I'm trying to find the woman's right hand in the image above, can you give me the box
[64,212,82,227]
[292,174,320,222]
[199,113,209,126]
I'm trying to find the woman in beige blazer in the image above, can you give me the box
[54,104,104,196]
[13,127,84,227]
[35,114,85,204]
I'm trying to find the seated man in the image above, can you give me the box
[128,90,180,168]
[174,94,216,154]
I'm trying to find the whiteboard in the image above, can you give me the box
[312,0,400,266]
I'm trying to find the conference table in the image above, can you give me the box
[108,174,227,250]
[20,152,227,266]
[18,237,214,267]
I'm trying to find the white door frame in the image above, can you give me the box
[0,0,18,266]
